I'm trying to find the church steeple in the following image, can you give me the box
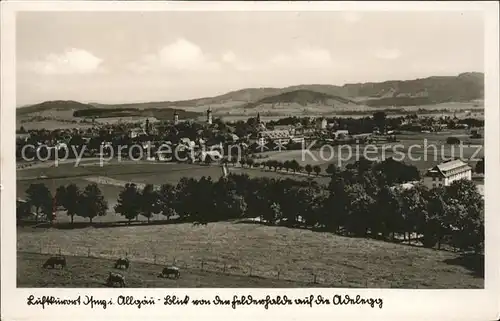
[207,107,213,125]
[173,110,179,125]
[257,112,261,124]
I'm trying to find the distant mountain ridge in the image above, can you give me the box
[18,72,484,115]
[163,72,484,108]
[343,72,484,106]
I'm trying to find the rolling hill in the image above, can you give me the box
[17,72,484,118]
[16,100,200,123]
[244,89,357,108]
[237,89,362,115]
[16,100,95,116]
[345,72,484,106]
[167,72,484,109]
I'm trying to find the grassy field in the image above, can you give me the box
[18,252,310,288]
[17,222,483,288]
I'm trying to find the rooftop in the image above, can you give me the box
[426,160,472,177]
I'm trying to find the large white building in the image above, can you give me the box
[423,159,472,189]
[257,129,290,146]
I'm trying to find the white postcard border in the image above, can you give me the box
[1,2,499,321]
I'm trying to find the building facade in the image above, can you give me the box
[257,129,290,146]
[423,159,472,189]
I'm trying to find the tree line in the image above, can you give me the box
[18,158,483,254]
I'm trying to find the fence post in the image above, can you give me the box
[223,263,226,274]
[173,257,176,266]
[365,280,368,288]
[277,269,281,280]
[154,254,157,265]
[40,243,43,254]
[249,266,253,276]
[201,260,204,271]
[312,273,317,284]
[87,247,91,257]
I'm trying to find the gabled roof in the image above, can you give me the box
[425,160,471,178]
[436,160,468,172]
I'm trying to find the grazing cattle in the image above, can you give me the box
[192,221,207,226]
[160,266,180,279]
[43,256,66,269]
[106,272,126,287]
[114,257,129,270]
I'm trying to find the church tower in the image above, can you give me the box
[207,107,213,125]
[173,111,179,125]
[145,118,150,134]
[257,112,261,124]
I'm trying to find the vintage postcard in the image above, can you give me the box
[1,1,499,320]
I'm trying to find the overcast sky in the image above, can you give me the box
[16,11,484,106]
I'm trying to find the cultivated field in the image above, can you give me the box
[17,222,483,288]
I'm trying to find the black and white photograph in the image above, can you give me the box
[1,1,499,320]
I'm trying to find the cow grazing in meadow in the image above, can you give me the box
[106,272,126,287]
[114,257,129,270]
[42,256,66,269]
[160,266,180,279]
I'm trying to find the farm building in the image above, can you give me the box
[422,159,472,189]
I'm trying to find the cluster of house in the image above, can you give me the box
[400,113,472,132]
[255,115,351,147]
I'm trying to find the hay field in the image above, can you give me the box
[17,222,483,288]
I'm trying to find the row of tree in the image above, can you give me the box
[237,158,322,176]
[18,158,483,254]
[18,183,108,224]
